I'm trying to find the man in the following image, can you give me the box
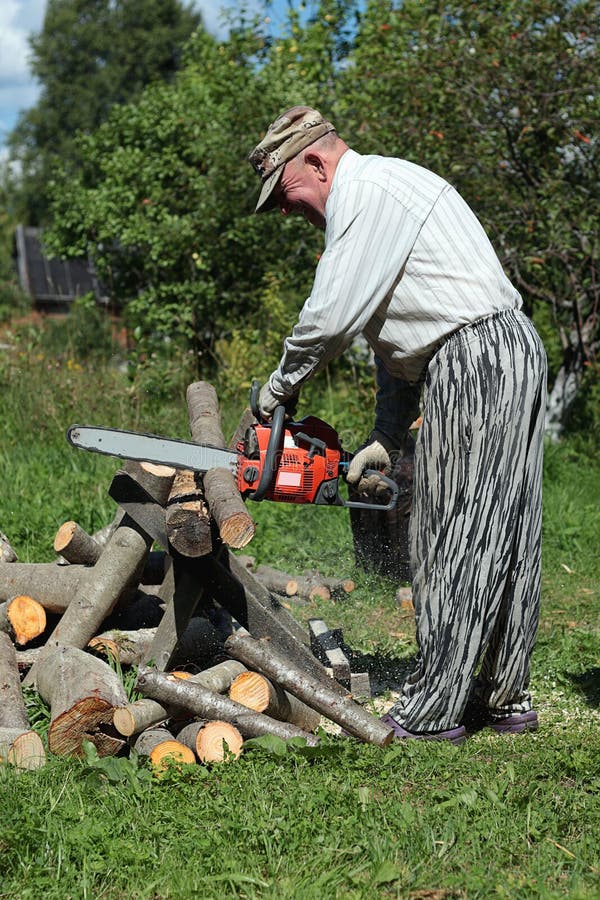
[248,106,547,743]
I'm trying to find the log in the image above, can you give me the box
[88,628,157,665]
[224,633,393,747]
[91,616,224,669]
[186,381,255,550]
[54,520,102,565]
[109,461,175,550]
[24,514,153,687]
[0,595,46,644]
[203,468,256,549]
[206,550,345,692]
[113,660,246,737]
[0,728,46,770]
[252,564,299,597]
[0,632,30,731]
[229,671,321,733]
[136,666,319,746]
[165,469,213,558]
[133,726,196,769]
[0,562,84,612]
[0,531,18,562]
[36,647,128,757]
[177,720,243,763]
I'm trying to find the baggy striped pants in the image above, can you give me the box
[390,309,547,732]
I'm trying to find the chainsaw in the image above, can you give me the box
[67,381,398,511]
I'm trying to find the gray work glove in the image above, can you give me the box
[347,429,395,486]
[258,381,299,421]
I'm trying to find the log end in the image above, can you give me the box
[149,740,196,770]
[2,730,47,770]
[229,671,270,714]
[53,521,78,554]
[48,697,124,757]
[196,720,243,763]
[8,595,47,645]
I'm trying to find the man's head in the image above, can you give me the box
[249,106,347,226]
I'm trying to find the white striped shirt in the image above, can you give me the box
[270,149,522,430]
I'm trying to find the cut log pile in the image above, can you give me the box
[1,381,392,771]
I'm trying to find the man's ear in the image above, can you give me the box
[304,151,328,182]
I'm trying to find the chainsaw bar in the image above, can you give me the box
[67,424,239,474]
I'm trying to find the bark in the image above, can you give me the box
[113,660,246,737]
[54,521,102,566]
[109,461,175,550]
[136,666,319,746]
[177,720,243,763]
[0,728,46,769]
[0,595,46,645]
[0,562,85,612]
[0,531,18,562]
[24,514,152,688]
[186,381,255,550]
[206,550,345,693]
[225,634,393,747]
[203,468,256,549]
[0,632,30,730]
[229,671,321,732]
[36,647,127,757]
[165,469,213,558]
[133,726,195,768]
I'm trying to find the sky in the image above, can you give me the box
[0,0,293,161]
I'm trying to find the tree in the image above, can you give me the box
[337,0,599,439]
[7,0,202,224]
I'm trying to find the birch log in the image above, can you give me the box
[136,666,319,746]
[225,633,393,747]
[186,381,255,549]
[36,647,127,757]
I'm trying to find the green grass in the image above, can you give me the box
[0,317,599,899]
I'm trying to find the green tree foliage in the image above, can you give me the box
[338,0,598,436]
[7,0,202,224]
[44,0,598,431]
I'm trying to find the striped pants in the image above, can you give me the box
[390,309,547,732]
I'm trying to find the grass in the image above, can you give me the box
[0,314,599,899]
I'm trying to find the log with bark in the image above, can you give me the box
[24,513,153,687]
[186,381,255,550]
[133,725,196,768]
[54,520,103,566]
[109,461,176,550]
[229,670,321,732]
[0,632,46,769]
[91,615,224,669]
[136,666,319,746]
[35,647,127,757]
[113,660,246,737]
[225,633,392,747]
[0,562,85,613]
[0,531,18,562]
[165,469,213,558]
[177,719,243,763]
[0,594,46,645]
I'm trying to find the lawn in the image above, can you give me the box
[0,315,598,899]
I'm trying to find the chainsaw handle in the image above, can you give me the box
[247,404,286,502]
[342,470,399,512]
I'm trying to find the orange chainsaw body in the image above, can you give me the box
[235,416,343,505]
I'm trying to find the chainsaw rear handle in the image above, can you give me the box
[341,469,399,512]
[248,379,286,501]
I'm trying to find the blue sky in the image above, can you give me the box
[0,0,295,161]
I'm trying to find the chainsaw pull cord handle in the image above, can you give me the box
[248,380,285,502]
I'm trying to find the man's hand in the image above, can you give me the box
[258,381,299,420]
[347,430,394,485]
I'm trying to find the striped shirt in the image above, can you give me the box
[270,148,522,437]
